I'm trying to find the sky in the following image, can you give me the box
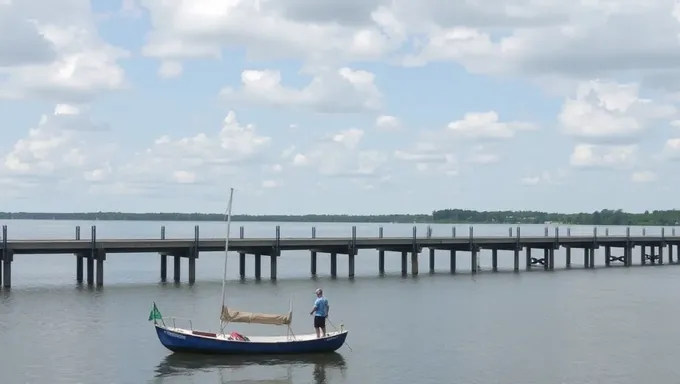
[1,0,680,215]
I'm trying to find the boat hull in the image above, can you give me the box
[155,324,349,355]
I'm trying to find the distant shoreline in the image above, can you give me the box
[0,209,678,226]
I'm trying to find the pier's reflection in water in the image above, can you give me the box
[153,353,347,384]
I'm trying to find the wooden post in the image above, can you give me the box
[239,226,246,279]
[492,249,498,272]
[378,226,385,275]
[450,249,456,274]
[605,246,611,267]
[173,254,181,282]
[160,226,167,282]
[349,226,356,279]
[2,251,11,289]
[330,253,337,278]
[272,226,280,281]
[310,227,317,277]
[514,227,520,272]
[1,225,8,288]
[189,226,199,285]
[566,247,571,268]
[75,226,83,283]
[659,230,665,265]
[429,248,435,274]
[87,226,96,286]
[254,254,262,280]
[543,248,549,271]
[411,226,418,277]
[625,227,632,267]
[670,244,675,264]
[95,249,105,287]
[0,225,4,288]
[188,253,196,284]
[270,255,277,281]
[470,226,477,274]
[401,251,407,276]
[526,248,532,270]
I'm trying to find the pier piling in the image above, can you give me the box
[378,227,385,275]
[271,226,280,281]
[75,226,83,283]
[189,225,199,285]
[349,226,357,279]
[411,226,418,277]
[160,226,167,282]
[2,225,9,288]
[254,254,261,280]
[239,226,246,280]
[310,227,317,277]
[173,254,181,283]
[330,253,337,278]
[95,249,105,287]
[87,226,95,286]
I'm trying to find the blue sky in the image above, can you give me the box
[1,0,679,215]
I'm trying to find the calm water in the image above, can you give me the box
[1,220,680,384]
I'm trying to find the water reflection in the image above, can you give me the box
[153,352,347,384]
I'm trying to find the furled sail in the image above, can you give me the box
[221,305,292,326]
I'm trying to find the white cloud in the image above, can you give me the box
[0,0,129,103]
[375,115,400,130]
[290,128,388,177]
[220,67,381,113]
[262,179,279,188]
[569,143,638,169]
[158,61,183,78]
[662,138,680,160]
[2,104,114,178]
[446,111,536,141]
[0,3,56,67]
[139,0,404,70]
[631,170,657,183]
[559,80,676,144]
[108,110,272,191]
[394,111,534,173]
[403,1,680,90]
[521,169,568,185]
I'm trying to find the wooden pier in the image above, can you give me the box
[0,224,679,288]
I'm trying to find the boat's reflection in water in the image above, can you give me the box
[153,352,347,384]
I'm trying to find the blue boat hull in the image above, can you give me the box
[155,325,349,355]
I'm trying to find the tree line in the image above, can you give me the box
[0,209,678,225]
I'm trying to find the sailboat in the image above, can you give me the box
[149,188,349,354]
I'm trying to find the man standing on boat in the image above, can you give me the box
[310,288,329,338]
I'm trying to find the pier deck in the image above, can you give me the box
[0,224,679,288]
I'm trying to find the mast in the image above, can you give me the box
[219,187,235,331]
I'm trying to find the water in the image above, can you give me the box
[1,220,680,384]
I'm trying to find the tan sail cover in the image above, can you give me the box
[221,305,292,326]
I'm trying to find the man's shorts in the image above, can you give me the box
[313,315,326,328]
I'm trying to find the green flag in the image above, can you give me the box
[148,302,163,323]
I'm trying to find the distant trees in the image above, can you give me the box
[0,209,678,225]
[430,209,680,225]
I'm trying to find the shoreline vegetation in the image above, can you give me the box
[0,209,679,226]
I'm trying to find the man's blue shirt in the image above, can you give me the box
[313,297,328,317]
